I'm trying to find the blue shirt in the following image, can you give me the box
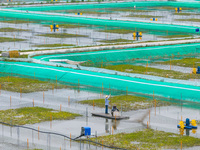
[105,95,110,106]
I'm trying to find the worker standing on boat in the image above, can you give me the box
[105,95,111,114]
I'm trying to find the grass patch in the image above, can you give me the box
[150,6,195,10]
[99,29,134,34]
[33,43,75,47]
[176,18,200,22]
[91,129,200,150]
[0,27,29,32]
[0,75,70,93]
[37,33,88,38]
[197,120,200,125]
[19,54,28,58]
[0,107,81,125]
[59,24,86,28]
[0,37,25,42]
[108,8,149,12]
[103,64,198,80]
[51,9,108,15]
[159,34,192,39]
[43,24,86,28]
[173,12,192,16]
[126,14,162,18]
[79,95,169,111]
[98,39,133,43]
[156,58,200,68]
[1,19,37,24]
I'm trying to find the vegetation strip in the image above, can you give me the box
[98,39,133,43]
[0,27,29,32]
[52,9,109,15]
[103,64,197,80]
[0,37,25,42]
[90,129,200,150]
[98,29,135,34]
[0,107,81,125]
[108,8,149,12]
[59,24,86,28]
[150,6,195,10]
[176,18,200,22]
[0,19,38,24]
[37,33,88,38]
[159,34,192,39]
[33,43,75,47]
[43,24,87,28]
[0,75,70,93]
[156,58,200,68]
[79,95,169,111]
[126,14,162,18]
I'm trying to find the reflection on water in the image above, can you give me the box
[105,118,120,133]
[105,119,109,133]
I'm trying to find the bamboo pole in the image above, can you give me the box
[10,96,11,107]
[38,126,39,140]
[27,139,29,149]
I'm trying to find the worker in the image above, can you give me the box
[105,95,111,114]
[111,104,119,116]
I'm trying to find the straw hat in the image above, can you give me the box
[106,95,108,98]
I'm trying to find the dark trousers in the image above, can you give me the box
[105,105,108,114]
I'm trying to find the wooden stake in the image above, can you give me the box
[154,99,156,116]
[112,126,113,135]
[102,82,103,94]
[50,114,52,129]
[149,110,150,123]
[56,75,57,88]
[43,91,44,104]
[70,133,71,148]
[38,126,39,140]
[10,96,11,107]
[60,104,62,111]
[33,99,34,107]
[147,121,149,129]
[68,96,70,107]
[181,140,182,150]
[27,138,29,149]
[93,100,95,110]
[153,91,154,100]
[52,84,54,94]
[146,61,148,74]
[20,88,22,98]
